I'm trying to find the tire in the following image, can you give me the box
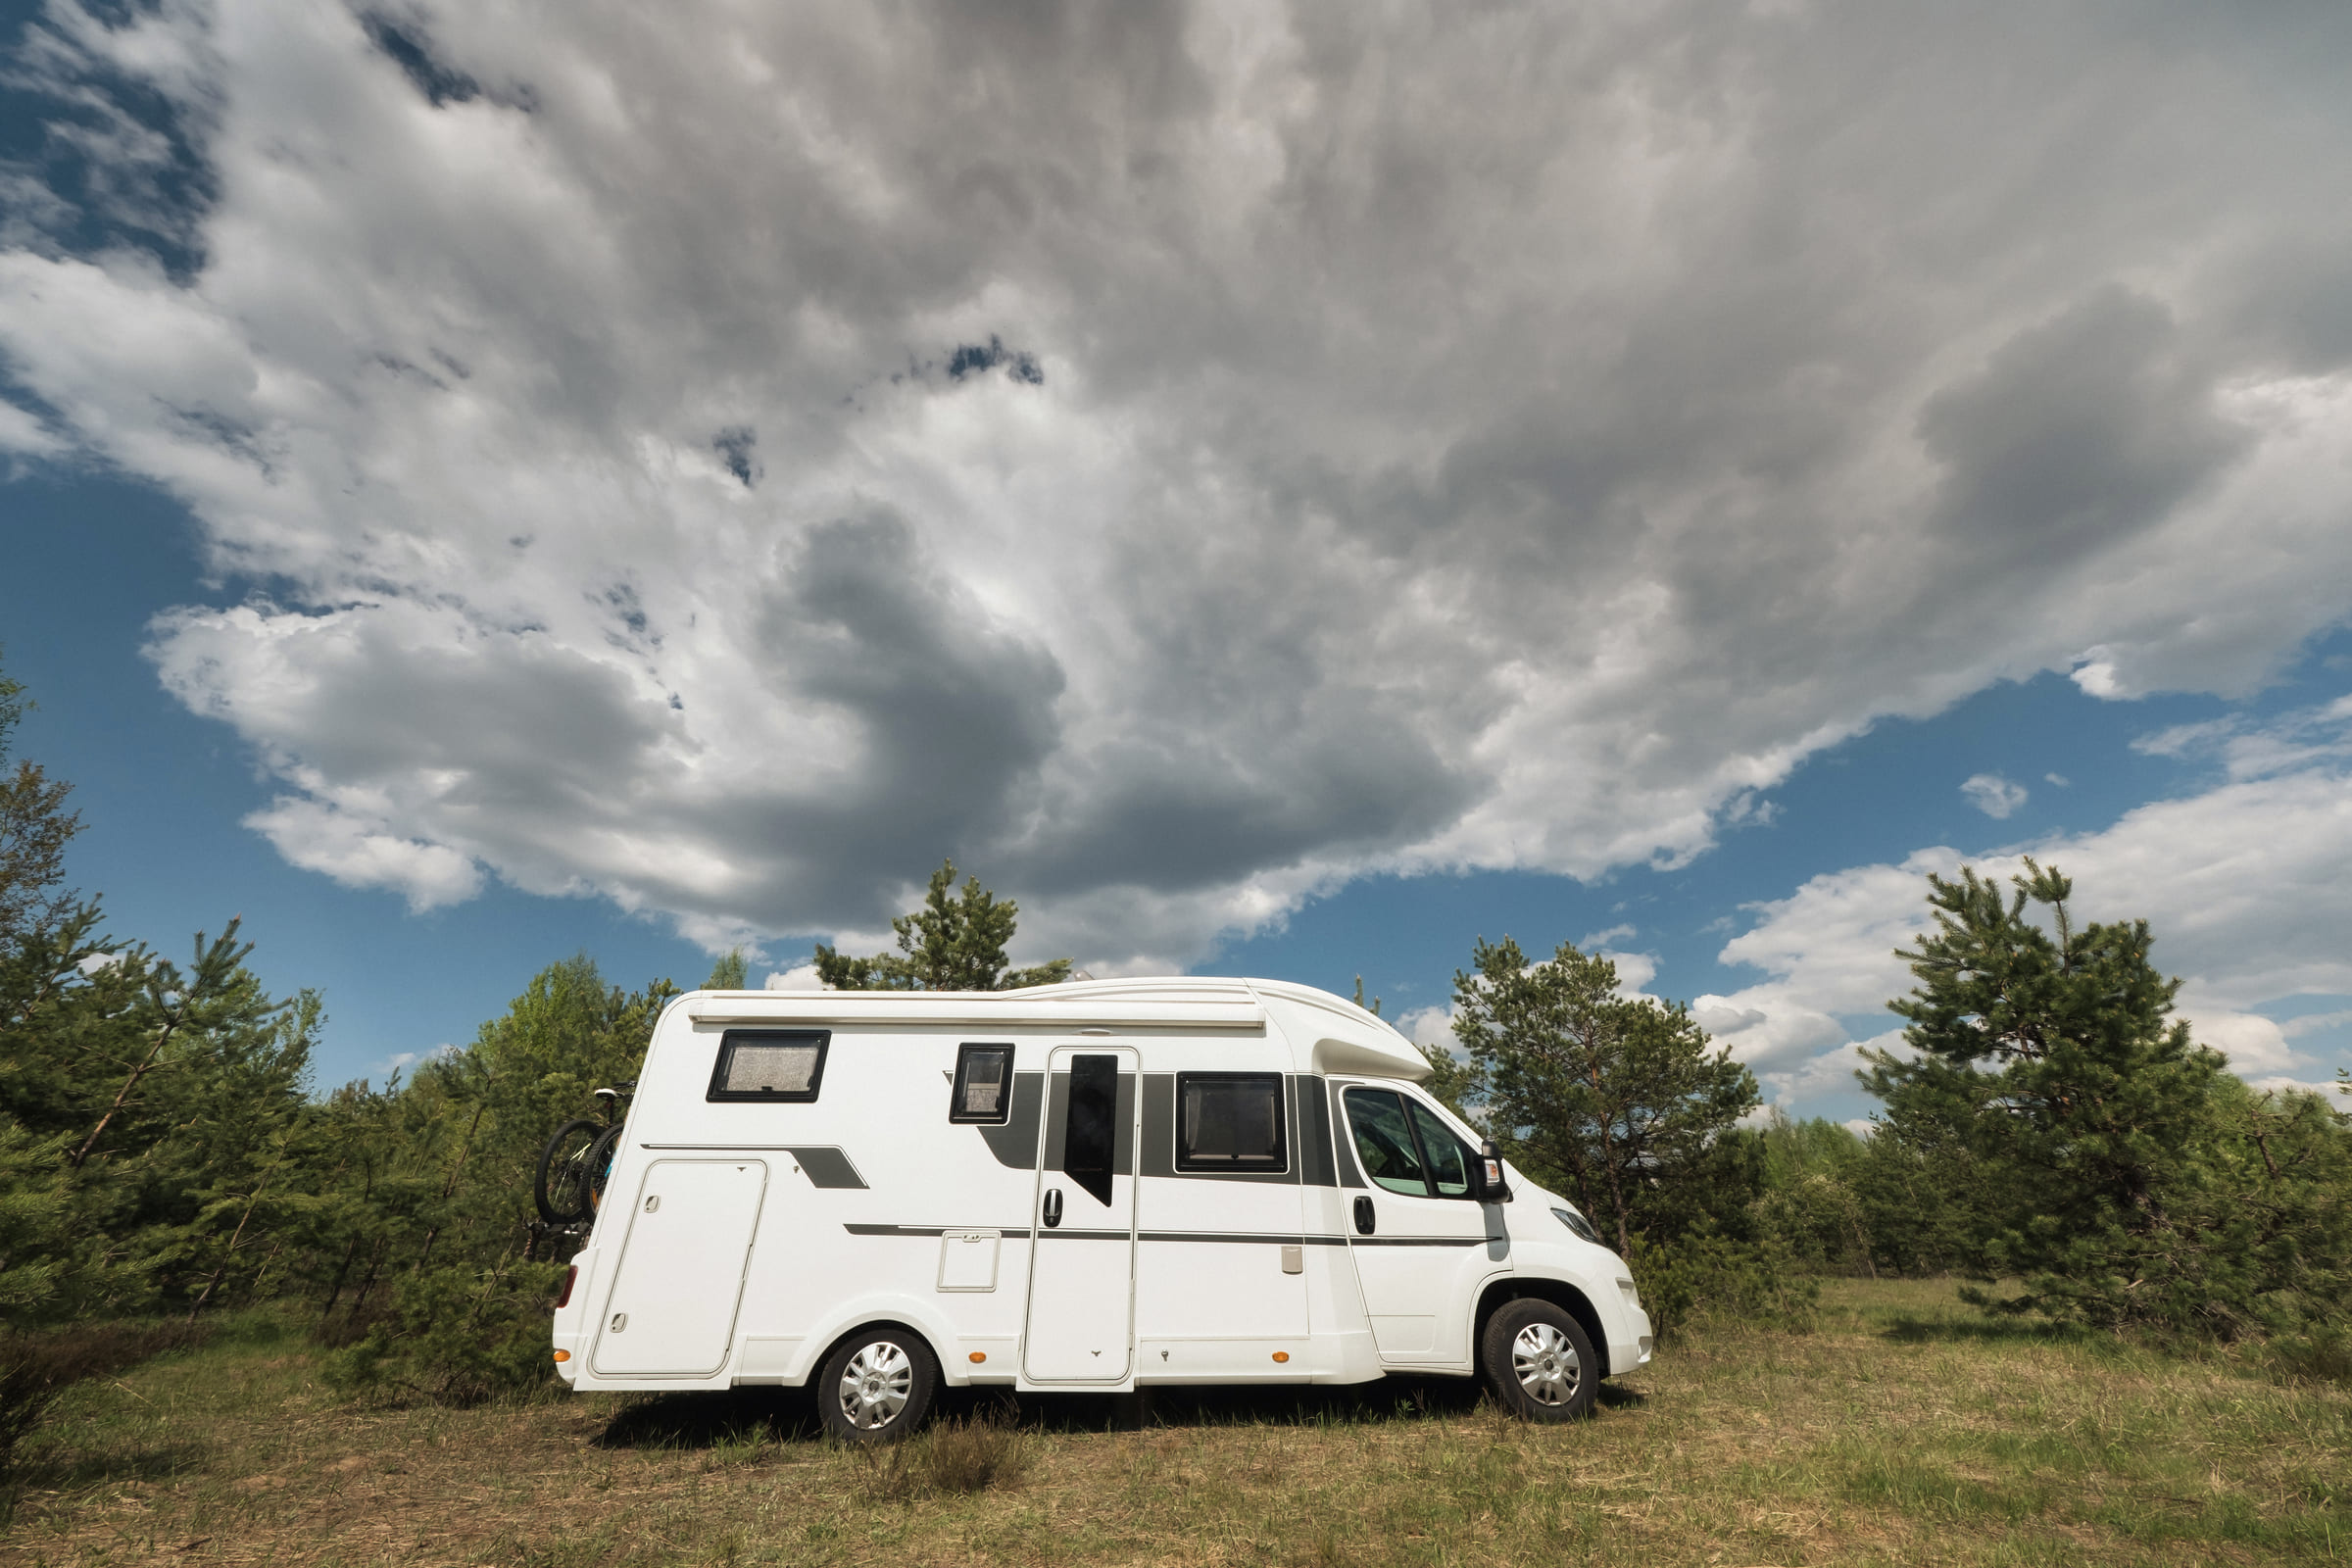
[817,1325,939,1443]
[533,1119,604,1223]
[1480,1298,1598,1422]
[583,1125,626,1215]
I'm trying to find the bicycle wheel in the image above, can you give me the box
[584,1124,627,1214]
[534,1118,605,1223]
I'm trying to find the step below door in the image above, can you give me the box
[591,1159,768,1378]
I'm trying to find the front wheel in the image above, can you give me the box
[1480,1298,1598,1422]
[818,1326,939,1442]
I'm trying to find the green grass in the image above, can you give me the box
[3,1279,2347,1565]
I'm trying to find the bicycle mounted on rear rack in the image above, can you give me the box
[524,1082,634,1260]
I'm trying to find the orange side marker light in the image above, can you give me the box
[1271,1351,1290,1363]
[969,1351,987,1363]
[553,1349,570,1362]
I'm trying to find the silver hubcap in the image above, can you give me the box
[837,1342,913,1430]
[1511,1322,1581,1406]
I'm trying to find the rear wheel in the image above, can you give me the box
[583,1125,626,1215]
[1480,1298,1597,1422]
[817,1326,938,1442]
[534,1119,604,1223]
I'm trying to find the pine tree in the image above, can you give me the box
[1447,936,1761,1254]
[812,860,1072,991]
[1867,859,2352,1333]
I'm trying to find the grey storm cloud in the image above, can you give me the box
[4,0,2352,965]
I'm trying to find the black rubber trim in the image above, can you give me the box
[1345,1235,1486,1247]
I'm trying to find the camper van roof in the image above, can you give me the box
[677,975,1431,1082]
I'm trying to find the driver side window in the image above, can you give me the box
[1344,1088,1429,1197]
[1344,1087,1477,1200]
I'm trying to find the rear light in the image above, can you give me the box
[556,1265,578,1308]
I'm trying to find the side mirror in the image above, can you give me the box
[1478,1140,1512,1203]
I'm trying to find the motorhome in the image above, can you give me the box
[550,976,1653,1438]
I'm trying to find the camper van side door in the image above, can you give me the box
[1021,1046,1140,1384]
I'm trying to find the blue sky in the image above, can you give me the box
[3,1,2350,1117]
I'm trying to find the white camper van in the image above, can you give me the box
[550,977,1653,1439]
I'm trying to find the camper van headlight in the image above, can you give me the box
[1550,1205,1600,1245]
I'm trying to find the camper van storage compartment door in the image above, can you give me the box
[1022,1047,1139,1383]
[938,1230,1002,1292]
[589,1159,768,1379]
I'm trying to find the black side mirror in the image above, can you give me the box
[1478,1140,1512,1203]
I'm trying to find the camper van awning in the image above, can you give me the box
[682,997,1266,1031]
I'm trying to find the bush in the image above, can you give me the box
[2266,1323,2352,1386]
[1629,1224,1819,1340]
[324,1259,564,1404]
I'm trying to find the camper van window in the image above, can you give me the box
[1061,1054,1120,1207]
[950,1043,1014,1124]
[1343,1089,1431,1197]
[1406,1100,1473,1198]
[707,1030,830,1102]
[1176,1073,1287,1172]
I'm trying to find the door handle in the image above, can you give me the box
[1043,1188,1063,1229]
[1352,1196,1375,1236]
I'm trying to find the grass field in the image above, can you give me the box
[3,1278,2347,1566]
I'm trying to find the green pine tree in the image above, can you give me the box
[1447,936,1761,1255]
[812,860,1072,991]
[1867,859,2352,1334]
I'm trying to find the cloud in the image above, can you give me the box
[1701,702,2352,1102]
[1395,1003,1455,1052]
[6,3,2352,962]
[1960,773,2029,818]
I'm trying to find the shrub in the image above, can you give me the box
[324,1259,564,1404]
[1629,1224,1818,1340]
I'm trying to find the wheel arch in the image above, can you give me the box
[808,1313,950,1387]
[1475,1276,1610,1377]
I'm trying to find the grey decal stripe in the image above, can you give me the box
[1140,1230,1352,1246]
[1345,1236,1486,1247]
[640,1144,867,1189]
[840,1223,1354,1246]
[844,1223,1038,1240]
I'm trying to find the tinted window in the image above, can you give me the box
[951,1043,1014,1124]
[1061,1054,1119,1207]
[1344,1089,1429,1197]
[1408,1100,1472,1198]
[707,1030,829,1102]
[1177,1073,1286,1172]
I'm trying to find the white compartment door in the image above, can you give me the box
[590,1159,768,1378]
[1022,1047,1139,1383]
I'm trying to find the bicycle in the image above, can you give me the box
[533,1082,634,1227]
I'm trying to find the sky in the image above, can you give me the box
[1,0,2348,1123]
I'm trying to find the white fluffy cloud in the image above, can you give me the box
[5,3,2352,965]
[1960,773,2028,819]
[1702,703,2352,1105]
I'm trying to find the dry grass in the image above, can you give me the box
[3,1279,2347,1566]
